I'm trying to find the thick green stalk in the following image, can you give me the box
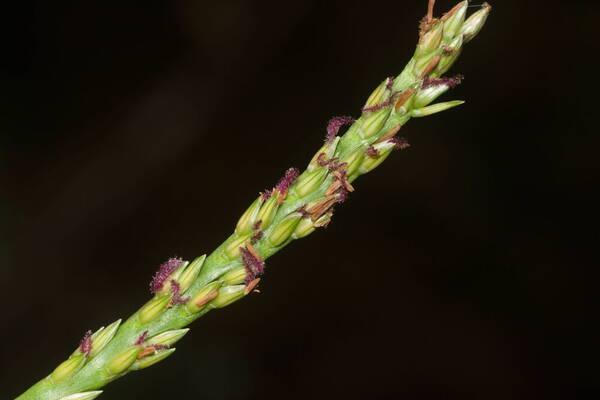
[16,2,490,399]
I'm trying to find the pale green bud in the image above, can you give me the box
[255,194,280,229]
[363,78,390,109]
[358,141,396,175]
[435,35,463,76]
[294,167,328,198]
[308,137,339,171]
[211,285,246,308]
[148,329,189,347]
[221,267,247,285]
[416,22,443,56]
[130,348,176,371]
[186,281,223,313]
[235,196,264,235]
[268,214,302,247]
[107,347,142,375]
[90,319,121,357]
[442,1,468,42]
[177,255,206,293]
[138,295,170,324]
[460,3,491,43]
[358,108,390,139]
[341,147,365,177]
[59,391,103,400]
[51,354,85,383]
[224,233,252,259]
[414,84,451,108]
[411,100,464,117]
[292,217,316,239]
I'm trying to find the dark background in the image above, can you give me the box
[1,0,598,399]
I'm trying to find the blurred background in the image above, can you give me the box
[1,0,598,399]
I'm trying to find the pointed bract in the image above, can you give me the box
[148,329,190,347]
[59,391,103,400]
[90,319,121,357]
[411,100,464,117]
[177,255,206,293]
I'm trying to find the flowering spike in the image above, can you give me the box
[325,116,354,142]
[149,258,184,294]
[15,2,492,397]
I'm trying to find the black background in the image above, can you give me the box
[2,0,598,399]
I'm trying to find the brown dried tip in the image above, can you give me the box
[325,180,344,196]
[394,88,415,110]
[419,54,442,78]
[333,170,354,192]
[244,242,262,262]
[196,289,219,308]
[137,347,157,359]
[419,0,439,36]
[244,278,261,295]
[376,125,402,143]
[313,212,333,228]
[440,1,465,22]
[307,195,338,222]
